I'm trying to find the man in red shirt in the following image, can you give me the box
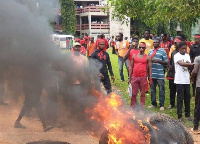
[160,34,171,59]
[123,38,139,64]
[84,33,90,45]
[96,34,109,51]
[71,42,86,56]
[128,42,152,109]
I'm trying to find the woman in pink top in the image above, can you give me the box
[129,42,152,109]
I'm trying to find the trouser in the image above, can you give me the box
[151,79,165,107]
[145,80,149,92]
[131,76,146,108]
[45,85,58,125]
[101,74,112,94]
[118,57,129,81]
[176,84,190,119]
[112,46,116,54]
[17,84,46,126]
[194,87,200,130]
[192,76,197,97]
[169,79,176,106]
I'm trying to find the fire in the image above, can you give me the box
[85,92,152,144]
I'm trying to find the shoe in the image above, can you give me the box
[168,105,174,109]
[191,128,200,134]
[0,101,8,105]
[178,118,184,123]
[160,107,165,111]
[14,122,26,129]
[121,80,124,82]
[148,105,157,108]
[185,117,193,122]
[43,125,54,132]
[145,91,149,93]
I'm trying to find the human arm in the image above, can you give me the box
[128,55,135,83]
[152,59,168,65]
[152,50,168,65]
[107,54,115,82]
[191,64,199,80]
[87,44,89,58]
[123,48,132,62]
[191,56,200,82]
[177,60,194,67]
[147,56,153,86]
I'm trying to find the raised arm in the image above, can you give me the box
[147,56,152,79]
[123,47,132,62]
[107,54,114,76]
[191,63,199,79]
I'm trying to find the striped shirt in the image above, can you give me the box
[148,48,168,79]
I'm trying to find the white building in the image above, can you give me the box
[74,0,130,39]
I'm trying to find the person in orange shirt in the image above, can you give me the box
[87,37,96,58]
[115,33,129,82]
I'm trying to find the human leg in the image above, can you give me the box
[194,87,200,130]
[150,79,157,107]
[124,59,129,78]
[157,79,165,108]
[184,84,191,118]
[169,79,176,107]
[101,74,112,95]
[176,84,184,119]
[139,77,147,109]
[131,76,139,108]
[118,57,124,81]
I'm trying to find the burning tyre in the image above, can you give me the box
[99,113,194,144]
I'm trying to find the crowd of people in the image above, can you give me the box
[68,31,200,134]
[1,30,200,134]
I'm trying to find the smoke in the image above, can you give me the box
[0,0,103,133]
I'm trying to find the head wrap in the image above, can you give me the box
[139,43,146,48]
[174,38,182,43]
[194,35,200,39]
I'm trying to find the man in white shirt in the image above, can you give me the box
[174,41,194,122]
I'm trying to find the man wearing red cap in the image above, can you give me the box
[91,40,115,94]
[96,34,109,51]
[128,42,152,109]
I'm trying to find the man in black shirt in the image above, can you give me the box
[91,40,115,94]
[190,34,200,97]
[167,37,181,109]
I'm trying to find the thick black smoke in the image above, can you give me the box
[0,0,103,133]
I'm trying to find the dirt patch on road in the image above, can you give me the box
[0,103,97,144]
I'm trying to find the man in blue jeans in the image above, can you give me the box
[148,38,168,111]
[115,33,129,82]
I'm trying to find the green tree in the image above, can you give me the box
[60,0,76,35]
[107,0,199,39]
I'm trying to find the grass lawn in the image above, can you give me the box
[107,48,195,127]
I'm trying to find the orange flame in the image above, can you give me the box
[85,92,152,144]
